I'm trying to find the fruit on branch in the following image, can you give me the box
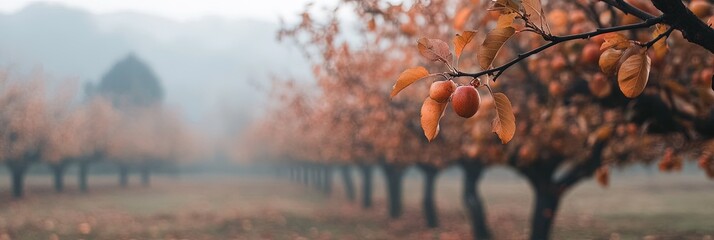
[581,43,601,64]
[452,86,481,118]
[589,73,612,98]
[551,55,567,71]
[429,80,457,103]
[689,1,712,19]
[549,81,564,97]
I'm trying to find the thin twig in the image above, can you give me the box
[448,16,664,81]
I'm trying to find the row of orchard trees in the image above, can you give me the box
[0,63,199,199]
[243,0,714,239]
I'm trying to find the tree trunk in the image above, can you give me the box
[119,166,129,187]
[311,166,320,189]
[340,165,356,202]
[51,163,67,193]
[79,161,89,193]
[529,187,561,240]
[359,164,373,209]
[322,165,332,195]
[141,166,150,187]
[302,165,310,185]
[462,162,491,240]
[383,164,405,219]
[420,165,439,228]
[8,162,29,198]
[290,166,297,182]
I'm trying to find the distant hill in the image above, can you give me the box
[0,2,311,132]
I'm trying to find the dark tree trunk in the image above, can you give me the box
[8,162,29,198]
[141,166,150,187]
[359,164,373,209]
[340,165,356,201]
[302,165,310,185]
[419,164,439,228]
[79,161,89,193]
[119,166,129,187]
[382,164,405,219]
[529,187,562,240]
[311,166,320,189]
[51,163,67,193]
[462,162,491,240]
[290,166,297,182]
[322,165,332,195]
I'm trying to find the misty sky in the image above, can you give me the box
[0,1,348,137]
[0,0,336,22]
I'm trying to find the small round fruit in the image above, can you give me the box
[570,10,587,24]
[700,68,713,87]
[429,80,456,103]
[549,81,564,97]
[451,86,481,118]
[689,1,712,18]
[581,43,601,64]
[589,73,612,98]
[551,55,567,71]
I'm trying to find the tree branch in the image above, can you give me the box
[448,16,664,80]
[602,0,714,53]
[555,139,609,190]
[601,0,656,20]
[650,0,714,53]
[642,26,675,48]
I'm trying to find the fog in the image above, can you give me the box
[0,2,311,136]
[0,0,712,239]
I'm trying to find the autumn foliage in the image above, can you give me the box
[239,0,714,239]
[0,70,202,197]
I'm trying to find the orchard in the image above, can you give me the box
[253,0,714,239]
[0,0,712,239]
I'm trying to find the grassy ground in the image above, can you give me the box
[0,167,712,240]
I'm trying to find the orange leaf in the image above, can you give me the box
[652,24,669,61]
[391,66,430,98]
[417,38,453,64]
[523,0,545,31]
[599,48,623,76]
[600,33,630,51]
[421,97,448,141]
[617,46,651,98]
[496,12,517,29]
[490,0,522,12]
[595,166,609,187]
[368,18,377,32]
[479,27,515,70]
[454,30,478,62]
[491,93,516,144]
[453,8,473,31]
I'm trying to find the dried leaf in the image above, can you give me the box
[652,24,669,60]
[522,0,545,30]
[368,18,377,32]
[391,66,430,98]
[421,97,448,141]
[454,31,478,61]
[600,33,630,51]
[491,93,516,144]
[454,8,474,31]
[617,46,651,98]
[595,166,609,187]
[595,125,614,141]
[661,80,689,97]
[417,38,453,64]
[479,27,515,70]
[599,48,623,76]
[490,0,522,12]
[497,12,517,29]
